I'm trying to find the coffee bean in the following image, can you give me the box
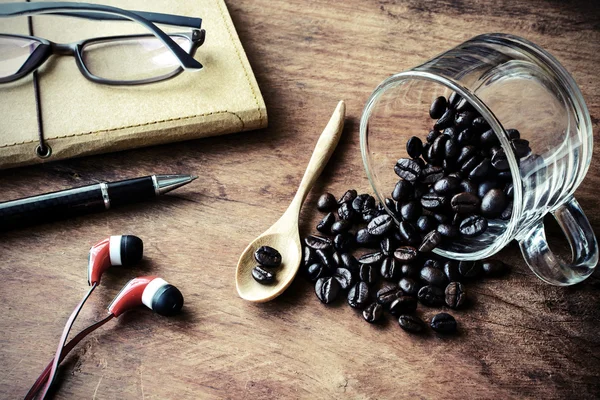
[496,170,512,181]
[359,264,378,284]
[399,277,421,296]
[505,128,520,140]
[448,92,461,108]
[420,266,448,287]
[331,219,352,234]
[401,263,420,278]
[359,251,385,266]
[419,230,441,252]
[347,281,370,309]
[303,246,317,268]
[414,182,428,199]
[307,263,327,282]
[459,215,488,237]
[398,314,426,333]
[338,189,357,204]
[338,202,357,221]
[458,260,483,278]
[352,193,375,213]
[451,213,462,226]
[444,139,461,160]
[254,246,282,268]
[460,179,477,195]
[380,237,395,256]
[431,135,448,160]
[432,213,449,224]
[416,215,436,233]
[389,296,418,316]
[445,281,466,309]
[500,201,513,220]
[334,233,355,253]
[252,266,275,284]
[457,145,476,165]
[480,129,499,147]
[433,176,460,195]
[477,180,498,199]
[334,268,354,290]
[400,201,422,222]
[392,180,414,202]
[443,127,457,139]
[468,158,492,181]
[316,249,338,271]
[363,302,384,323]
[398,221,420,245]
[367,214,394,236]
[316,212,336,234]
[512,138,531,158]
[434,108,454,130]
[394,158,421,182]
[455,98,474,112]
[482,260,510,276]
[340,253,360,273]
[430,312,457,333]
[451,192,480,214]
[460,155,479,175]
[423,259,441,269]
[361,209,377,225]
[315,276,341,304]
[481,188,507,217]
[356,228,379,248]
[406,136,424,158]
[443,260,461,282]
[455,111,475,130]
[394,246,419,263]
[333,252,342,267]
[317,193,338,212]
[437,224,459,238]
[472,116,490,132]
[418,285,445,307]
[429,96,447,119]
[457,128,476,146]
[421,193,447,210]
[376,284,402,307]
[421,165,444,184]
[490,147,509,171]
[427,129,441,144]
[380,257,400,280]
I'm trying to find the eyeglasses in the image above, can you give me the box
[0,2,206,85]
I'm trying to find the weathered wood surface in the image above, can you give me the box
[1,0,599,398]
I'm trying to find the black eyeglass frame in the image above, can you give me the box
[0,2,206,85]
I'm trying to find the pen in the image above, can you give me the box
[0,174,197,230]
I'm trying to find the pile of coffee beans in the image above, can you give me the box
[252,246,282,284]
[389,92,530,252]
[304,189,510,334]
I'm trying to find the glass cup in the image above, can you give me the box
[360,33,597,286]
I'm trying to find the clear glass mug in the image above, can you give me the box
[360,33,597,286]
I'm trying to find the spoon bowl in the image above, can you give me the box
[236,101,346,302]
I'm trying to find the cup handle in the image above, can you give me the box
[518,196,598,286]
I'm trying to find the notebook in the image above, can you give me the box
[0,0,267,169]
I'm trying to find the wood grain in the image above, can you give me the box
[1,0,599,399]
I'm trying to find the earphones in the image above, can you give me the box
[26,235,184,400]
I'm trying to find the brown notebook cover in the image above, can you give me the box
[0,0,267,169]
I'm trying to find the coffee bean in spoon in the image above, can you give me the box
[317,193,337,212]
[252,265,275,284]
[254,246,282,268]
[315,276,341,304]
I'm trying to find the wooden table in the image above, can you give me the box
[1,1,599,398]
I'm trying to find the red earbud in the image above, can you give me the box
[87,235,143,285]
[108,276,184,317]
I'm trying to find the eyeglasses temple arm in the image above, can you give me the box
[50,10,202,29]
[0,2,203,70]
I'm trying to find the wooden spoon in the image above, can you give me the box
[236,101,346,302]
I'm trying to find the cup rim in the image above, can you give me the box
[359,71,522,260]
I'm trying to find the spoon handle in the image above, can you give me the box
[289,101,346,212]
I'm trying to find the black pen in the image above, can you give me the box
[0,174,197,230]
